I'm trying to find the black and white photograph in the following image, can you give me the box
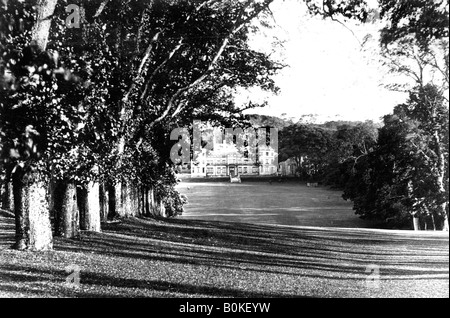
[0,0,448,305]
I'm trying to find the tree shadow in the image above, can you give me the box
[0,264,306,298]
[52,217,449,280]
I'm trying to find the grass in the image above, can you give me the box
[0,211,448,298]
[0,182,448,298]
[176,182,384,228]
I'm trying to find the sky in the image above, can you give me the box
[236,0,408,123]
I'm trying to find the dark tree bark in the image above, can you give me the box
[99,182,109,222]
[77,186,88,230]
[107,182,117,220]
[2,181,14,211]
[54,181,79,239]
[12,170,26,249]
[143,188,150,216]
[78,183,101,232]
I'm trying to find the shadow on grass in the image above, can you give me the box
[0,214,448,299]
[0,264,304,298]
[50,217,449,280]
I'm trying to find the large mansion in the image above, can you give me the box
[190,141,278,178]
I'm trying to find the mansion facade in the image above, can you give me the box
[190,142,278,178]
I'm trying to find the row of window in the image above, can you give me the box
[198,151,274,163]
[193,165,276,175]
[202,159,275,165]
[206,159,253,165]
[205,166,260,174]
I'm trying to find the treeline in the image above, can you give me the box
[276,0,449,231]
[0,0,283,250]
[278,87,448,231]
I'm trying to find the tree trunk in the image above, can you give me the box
[430,213,436,231]
[77,186,88,229]
[140,187,146,216]
[31,0,58,50]
[86,182,101,231]
[12,171,27,249]
[145,188,150,216]
[48,178,56,220]
[147,187,158,216]
[160,201,167,218]
[107,182,117,220]
[99,182,109,222]
[433,131,448,231]
[54,181,79,239]
[121,180,135,217]
[12,169,53,250]
[412,215,421,231]
[10,0,58,250]
[2,181,14,211]
[25,176,53,250]
[113,181,123,217]
[78,182,101,232]
[131,183,139,217]
[443,212,449,232]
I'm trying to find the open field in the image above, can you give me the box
[0,209,448,298]
[177,182,383,228]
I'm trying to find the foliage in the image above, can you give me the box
[279,124,334,180]
[1,0,284,220]
[342,84,449,229]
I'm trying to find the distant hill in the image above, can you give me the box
[244,114,294,130]
[244,114,381,132]
[316,120,383,131]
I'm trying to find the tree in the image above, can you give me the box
[279,124,333,180]
[343,85,449,230]
[1,0,285,247]
[322,121,378,187]
[337,0,449,230]
[0,0,58,250]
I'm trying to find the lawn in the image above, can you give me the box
[176,182,383,228]
[0,206,448,298]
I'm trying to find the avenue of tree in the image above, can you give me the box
[0,0,448,251]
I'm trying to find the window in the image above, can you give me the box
[265,159,269,164]
[238,167,242,174]
[266,152,269,156]
[202,167,205,173]
[264,166,269,173]
[252,167,259,173]
[244,167,248,174]
[207,167,213,174]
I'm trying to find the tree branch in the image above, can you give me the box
[93,0,109,18]
[147,0,274,128]
[140,37,185,100]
